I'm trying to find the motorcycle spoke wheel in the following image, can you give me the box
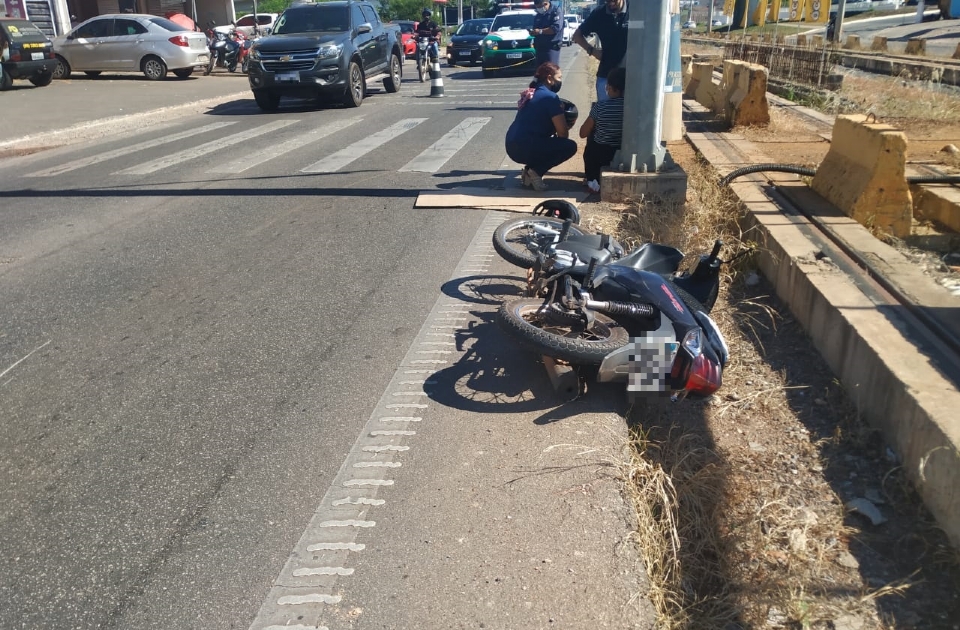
[498,299,629,366]
[492,217,585,269]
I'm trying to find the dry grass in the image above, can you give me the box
[837,74,960,122]
[584,151,960,628]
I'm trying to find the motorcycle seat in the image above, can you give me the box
[610,242,684,275]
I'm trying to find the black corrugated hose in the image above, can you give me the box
[719,164,960,187]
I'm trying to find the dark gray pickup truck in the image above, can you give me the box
[247,0,403,111]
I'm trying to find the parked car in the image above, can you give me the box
[682,20,697,29]
[396,19,418,59]
[711,19,724,27]
[481,9,535,77]
[52,14,209,80]
[446,18,492,67]
[0,18,56,90]
[234,13,278,37]
[562,14,579,46]
[247,0,403,110]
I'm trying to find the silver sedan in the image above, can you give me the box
[53,14,209,81]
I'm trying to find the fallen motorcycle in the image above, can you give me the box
[496,218,730,402]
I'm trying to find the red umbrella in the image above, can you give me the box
[165,12,198,31]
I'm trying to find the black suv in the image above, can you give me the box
[247,0,403,110]
[0,18,56,90]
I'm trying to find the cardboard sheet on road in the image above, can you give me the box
[415,187,588,212]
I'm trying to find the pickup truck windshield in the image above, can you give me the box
[272,6,350,34]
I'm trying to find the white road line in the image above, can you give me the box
[362,445,410,452]
[27,122,237,177]
[319,519,377,527]
[343,479,394,487]
[353,461,401,468]
[115,120,296,175]
[293,567,355,576]
[264,625,328,630]
[277,594,341,605]
[379,416,422,422]
[399,117,491,173]
[301,118,427,173]
[209,117,363,173]
[306,542,367,551]
[370,430,417,436]
[330,497,386,507]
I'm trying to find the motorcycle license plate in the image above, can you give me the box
[277,72,300,82]
[628,339,679,394]
[505,52,522,59]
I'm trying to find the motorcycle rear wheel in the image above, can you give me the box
[492,217,585,269]
[204,53,215,75]
[498,299,629,366]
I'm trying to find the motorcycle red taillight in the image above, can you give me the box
[682,353,722,396]
[168,35,190,47]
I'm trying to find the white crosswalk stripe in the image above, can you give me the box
[209,116,364,174]
[114,120,298,175]
[399,117,491,173]
[25,122,238,177]
[300,118,427,173]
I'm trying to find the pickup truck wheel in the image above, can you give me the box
[342,61,364,108]
[254,89,281,111]
[382,53,401,93]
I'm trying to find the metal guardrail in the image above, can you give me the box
[723,41,842,88]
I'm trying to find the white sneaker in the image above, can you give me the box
[587,179,600,193]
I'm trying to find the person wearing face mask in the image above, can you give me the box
[529,0,563,69]
[572,0,629,101]
[505,62,576,192]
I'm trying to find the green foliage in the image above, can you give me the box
[249,0,294,15]
[379,0,498,22]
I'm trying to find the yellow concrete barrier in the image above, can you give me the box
[692,62,722,110]
[811,115,912,237]
[954,42,960,60]
[722,60,770,127]
[812,34,824,47]
[796,34,808,47]
[680,54,694,91]
[905,38,926,55]
[871,36,888,51]
[843,34,861,50]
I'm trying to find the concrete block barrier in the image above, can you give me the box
[812,35,824,47]
[722,60,770,127]
[692,62,722,109]
[954,42,960,60]
[796,34,808,47]
[871,36,888,52]
[905,37,927,56]
[811,114,912,237]
[843,34,861,50]
[681,54,694,91]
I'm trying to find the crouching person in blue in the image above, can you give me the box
[505,62,577,192]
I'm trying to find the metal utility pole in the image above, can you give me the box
[833,0,847,44]
[708,0,715,32]
[620,0,671,172]
[458,0,463,24]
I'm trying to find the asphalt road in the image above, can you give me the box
[0,54,648,629]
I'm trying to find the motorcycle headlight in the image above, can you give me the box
[319,44,342,60]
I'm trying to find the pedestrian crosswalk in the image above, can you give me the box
[9,77,543,181]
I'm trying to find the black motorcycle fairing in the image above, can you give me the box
[555,240,614,267]
[591,266,699,328]
[609,242,685,276]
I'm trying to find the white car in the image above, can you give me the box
[682,20,697,29]
[563,14,579,46]
[234,13,278,37]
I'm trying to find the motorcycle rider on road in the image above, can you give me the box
[416,9,442,63]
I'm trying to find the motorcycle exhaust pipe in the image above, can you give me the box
[584,300,656,318]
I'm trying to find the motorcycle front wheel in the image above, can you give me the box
[417,54,427,82]
[204,53,215,75]
[498,299,629,366]
[492,217,585,268]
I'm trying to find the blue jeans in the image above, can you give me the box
[595,76,608,102]
[506,136,577,177]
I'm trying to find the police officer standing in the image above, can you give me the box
[573,0,629,101]
[530,0,563,69]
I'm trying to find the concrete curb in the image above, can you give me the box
[683,100,960,548]
[0,91,251,152]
